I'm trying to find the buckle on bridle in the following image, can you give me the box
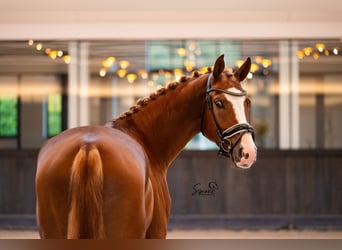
[219,138,232,156]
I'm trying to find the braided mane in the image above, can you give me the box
[115,70,210,121]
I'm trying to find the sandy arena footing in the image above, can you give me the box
[1,229,342,239]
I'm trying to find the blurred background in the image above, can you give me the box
[0,0,341,232]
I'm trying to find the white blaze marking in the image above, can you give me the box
[224,87,247,124]
[224,87,257,169]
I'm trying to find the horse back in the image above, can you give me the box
[37,125,147,177]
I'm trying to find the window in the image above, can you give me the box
[298,40,342,149]
[47,94,62,137]
[0,95,18,137]
[0,39,341,150]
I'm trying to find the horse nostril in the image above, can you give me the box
[239,147,244,158]
[239,147,250,159]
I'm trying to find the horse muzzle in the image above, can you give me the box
[231,133,257,169]
[217,123,257,169]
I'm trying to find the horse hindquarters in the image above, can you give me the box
[67,145,105,239]
[36,126,154,238]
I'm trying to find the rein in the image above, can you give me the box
[201,73,255,158]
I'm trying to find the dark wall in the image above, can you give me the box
[0,150,38,214]
[168,150,342,215]
[0,149,341,229]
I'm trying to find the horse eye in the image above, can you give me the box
[214,100,224,109]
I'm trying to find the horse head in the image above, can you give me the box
[201,55,257,169]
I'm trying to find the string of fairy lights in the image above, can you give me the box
[297,42,339,60]
[28,39,71,64]
[27,40,340,86]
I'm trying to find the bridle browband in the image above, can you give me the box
[201,73,255,158]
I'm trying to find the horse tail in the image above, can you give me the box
[67,145,105,239]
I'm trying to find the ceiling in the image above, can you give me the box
[1,0,342,40]
[1,0,342,16]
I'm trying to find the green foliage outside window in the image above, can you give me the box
[47,94,62,137]
[0,95,17,137]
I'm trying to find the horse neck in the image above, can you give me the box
[114,74,208,169]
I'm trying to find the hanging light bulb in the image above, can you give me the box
[333,48,339,55]
[48,50,58,60]
[184,60,195,72]
[250,63,259,73]
[36,43,43,51]
[297,50,305,59]
[102,56,116,68]
[255,56,263,64]
[99,68,107,77]
[147,81,154,87]
[107,56,116,64]
[303,47,312,56]
[138,69,148,79]
[315,43,325,52]
[313,52,320,60]
[102,60,112,68]
[164,71,172,80]
[197,67,207,74]
[45,48,51,54]
[28,39,34,46]
[173,68,183,75]
[177,48,187,57]
[117,69,127,78]
[63,55,71,64]
[261,59,272,68]
[119,60,130,69]
[235,60,244,68]
[127,73,137,83]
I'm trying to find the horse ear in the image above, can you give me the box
[213,54,225,80]
[234,57,251,81]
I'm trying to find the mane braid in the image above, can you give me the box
[114,71,209,121]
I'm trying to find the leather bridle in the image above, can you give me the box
[201,73,255,158]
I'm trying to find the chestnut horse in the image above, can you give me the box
[35,55,257,239]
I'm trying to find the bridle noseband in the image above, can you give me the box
[201,73,255,158]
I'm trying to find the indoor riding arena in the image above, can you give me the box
[1,0,342,241]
